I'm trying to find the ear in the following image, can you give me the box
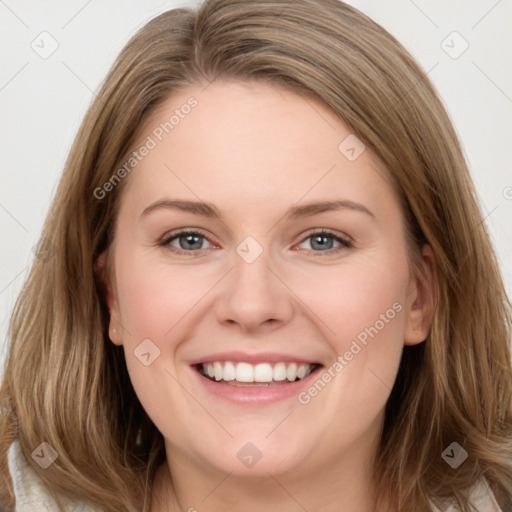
[95,251,123,346]
[404,244,437,346]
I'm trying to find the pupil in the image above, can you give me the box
[311,235,333,251]
[180,234,202,250]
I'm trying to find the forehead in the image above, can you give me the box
[119,80,398,219]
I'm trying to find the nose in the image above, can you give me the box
[213,248,295,333]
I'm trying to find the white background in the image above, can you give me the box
[1,0,511,373]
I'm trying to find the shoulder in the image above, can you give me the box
[430,478,504,512]
[7,440,95,512]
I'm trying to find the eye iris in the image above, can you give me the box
[311,234,334,251]
[180,234,203,250]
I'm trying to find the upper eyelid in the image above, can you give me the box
[161,228,216,244]
[300,228,352,242]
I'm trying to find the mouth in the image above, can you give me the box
[193,361,323,387]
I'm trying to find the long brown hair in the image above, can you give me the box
[1,1,511,510]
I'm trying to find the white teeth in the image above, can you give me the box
[254,363,273,382]
[273,362,287,381]
[200,361,315,383]
[223,361,236,381]
[236,362,254,382]
[297,365,307,379]
[286,363,297,381]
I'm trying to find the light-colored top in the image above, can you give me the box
[7,440,95,511]
[430,477,503,512]
[6,440,504,511]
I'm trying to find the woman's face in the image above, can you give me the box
[104,81,433,479]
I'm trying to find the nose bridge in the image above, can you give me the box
[214,235,294,330]
[234,246,273,293]
[232,237,279,306]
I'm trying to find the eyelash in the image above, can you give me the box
[159,228,353,256]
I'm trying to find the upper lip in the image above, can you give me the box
[189,351,321,366]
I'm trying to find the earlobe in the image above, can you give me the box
[108,319,123,346]
[404,244,437,346]
[95,251,123,346]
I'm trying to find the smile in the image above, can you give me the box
[197,361,319,385]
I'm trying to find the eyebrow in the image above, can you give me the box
[140,199,375,220]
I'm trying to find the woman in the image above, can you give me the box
[1,0,511,511]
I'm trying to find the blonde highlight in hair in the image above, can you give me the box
[1,1,511,511]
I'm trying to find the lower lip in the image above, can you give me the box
[192,366,323,405]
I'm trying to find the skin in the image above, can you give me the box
[100,81,436,512]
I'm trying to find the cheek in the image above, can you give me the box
[289,250,409,350]
[112,251,215,435]
[114,251,212,342]
[289,248,409,408]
